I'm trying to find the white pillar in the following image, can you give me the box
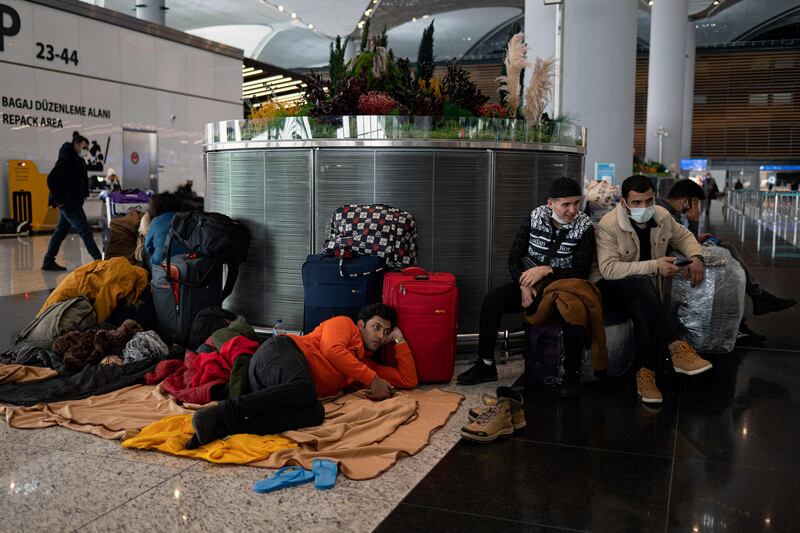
[681,20,696,159]
[525,0,637,185]
[524,1,556,118]
[135,0,166,26]
[645,0,688,167]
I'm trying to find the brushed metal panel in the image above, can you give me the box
[432,150,490,333]
[260,150,313,329]
[374,151,434,266]
[313,149,376,251]
[565,153,584,182]
[536,153,568,207]
[205,152,230,214]
[224,151,266,321]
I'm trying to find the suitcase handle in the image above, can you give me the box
[402,266,429,276]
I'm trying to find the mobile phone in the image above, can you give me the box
[673,258,693,267]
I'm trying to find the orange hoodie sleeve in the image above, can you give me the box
[318,317,378,387]
[365,341,418,388]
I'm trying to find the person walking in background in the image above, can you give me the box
[701,172,719,219]
[42,132,103,271]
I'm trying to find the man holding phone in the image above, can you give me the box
[592,175,712,405]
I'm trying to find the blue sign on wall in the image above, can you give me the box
[680,159,708,171]
[760,165,800,171]
[595,162,615,181]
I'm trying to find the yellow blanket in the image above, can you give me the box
[121,414,297,464]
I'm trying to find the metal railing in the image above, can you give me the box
[725,189,800,255]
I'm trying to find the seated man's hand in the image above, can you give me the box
[387,326,404,344]
[369,376,391,401]
[519,265,552,288]
[520,285,534,308]
[686,256,705,287]
[698,233,713,243]
[657,256,681,278]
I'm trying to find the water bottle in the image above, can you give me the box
[272,319,284,337]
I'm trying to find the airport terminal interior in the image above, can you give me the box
[1,0,799,532]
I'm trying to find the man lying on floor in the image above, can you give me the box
[186,303,418,449]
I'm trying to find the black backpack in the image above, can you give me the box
[162,211,251,300]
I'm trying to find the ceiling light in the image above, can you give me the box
[277,5,284,11]
[365,9,372,16]
[412,17,416,22]
[357,21,365,28]
[291,12,297,18]
[373,0,379,4]
[422,14,429,19]
[713,0,720,4]
[308,23,314,29]
[648,1,654,5]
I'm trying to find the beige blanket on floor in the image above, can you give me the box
[0,385,192,440]
[0,385,462,479]
[0,364,59,384]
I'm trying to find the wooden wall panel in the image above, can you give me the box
[635,49,800,160]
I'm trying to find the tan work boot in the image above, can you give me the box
[460,401,514,443]
[636,368,663,404]
[670,340,713,375]
[468,392,526,430]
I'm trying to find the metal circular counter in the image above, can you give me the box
[205,134,585,334]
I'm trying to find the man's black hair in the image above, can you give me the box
[667,179,705,201]
[149,192,186,218]
[358,303,397,329]
[621,174,654,199]
[72,131,89,146]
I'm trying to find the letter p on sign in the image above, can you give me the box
[0,3,21,52]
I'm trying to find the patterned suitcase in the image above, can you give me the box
[382,267,458,383]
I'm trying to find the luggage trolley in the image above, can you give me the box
[98,189,151,254]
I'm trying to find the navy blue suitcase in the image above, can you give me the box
[302,254,385,333]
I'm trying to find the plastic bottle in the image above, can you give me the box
[272,319,284,337]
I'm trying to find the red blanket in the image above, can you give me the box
[145,336,259,404]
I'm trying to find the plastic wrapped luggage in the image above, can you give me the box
[382,267,458,383]
[670,245,746,354]
[302,254,385,333]
[580,318,636,383]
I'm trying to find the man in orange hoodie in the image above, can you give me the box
[186,303,417,448]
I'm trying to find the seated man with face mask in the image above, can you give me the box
[592,175,712,405]
[457,177,595,398]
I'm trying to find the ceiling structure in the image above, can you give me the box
[80,0,800,70]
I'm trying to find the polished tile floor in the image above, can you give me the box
[1,202,798,532]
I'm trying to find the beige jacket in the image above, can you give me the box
[590,203,702,283]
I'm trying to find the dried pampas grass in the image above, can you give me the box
[524,56,555,125]
[496,32,527,116]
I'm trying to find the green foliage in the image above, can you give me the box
[329,36,348,93]
[442,59,489,115]
[360,18,371,51]
[416,21,435,81]
[499,21,523,106]
[442,102,472,120]
[380,24,388,48]
[347,49,403,94]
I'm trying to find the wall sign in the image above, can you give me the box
[130,151,139,165]
[594,162,615,182]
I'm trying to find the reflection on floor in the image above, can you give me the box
[0,201,798,532]
[378,203,800,533]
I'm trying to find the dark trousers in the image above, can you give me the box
[220,336,324,435]
[596,276,677,372]
[479,282,585,370]
[717,242,760,297]
[44,205,102,263]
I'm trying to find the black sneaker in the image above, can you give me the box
[41,262,67,271]
[456,359,498,386]
[752,292,797,316]
[738,319,766,344]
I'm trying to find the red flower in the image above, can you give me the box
[358,92,400,115]
[479,103,511,118]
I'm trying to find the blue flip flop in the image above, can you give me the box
[253,466,314,493]
[312,459,338,490]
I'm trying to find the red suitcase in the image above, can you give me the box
[382,267,458,383]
